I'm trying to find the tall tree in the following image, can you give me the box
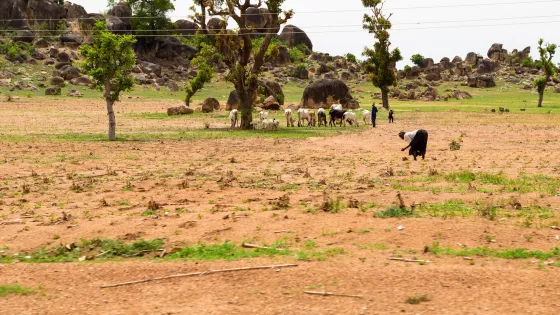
[206,0,293,129]
[79,21,136,141]
[361,0,402,109]
[126,0,175,36]
[535,38,557,107]
[185,43,216,106]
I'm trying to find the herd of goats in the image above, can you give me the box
[228,104,372,130]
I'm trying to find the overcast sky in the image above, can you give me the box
[71,0,560,66]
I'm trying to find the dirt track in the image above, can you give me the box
[1,100,560,314]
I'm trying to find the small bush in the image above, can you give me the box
[410,54,425,66]
[374,206,417,218]
[406,295,430,305]
[521,57,534,68]
[403,65,412,73]
[345,53,357,63]
[449,140,461,151]
[289,45,308,63]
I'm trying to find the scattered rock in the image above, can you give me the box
[45,87,61,95]
[167,106,194,116]
[279,25,313,51]
[202,98,220,113]
[70,76,92,86]
[56,52,71,63]
[50,76,65,86]
[262,95,280,110]
[301,79,360,109]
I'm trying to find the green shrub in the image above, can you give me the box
[403,65,411,73]
[410,54,424,66]
[521,57,534,68]
[534,60,543,70]
[374,206,417,218]
[345,53,357,63]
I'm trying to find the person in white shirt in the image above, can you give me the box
[399,129,429,160]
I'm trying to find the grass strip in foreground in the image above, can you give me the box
[0,285,34,297]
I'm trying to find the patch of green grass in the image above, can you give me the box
[427,242,560,260]
[420,200,474,218]
[0,285,34,297]
[296,247,345,261]
[167,242,291,261]
[406,295,430,305]
[277,184,300,191]
[374,206,418,218]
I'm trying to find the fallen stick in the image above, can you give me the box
[388,257,430,263]
[304,291,363,299]
[551,226,560,230]
[242,243,287,251]
[101,264,298,288]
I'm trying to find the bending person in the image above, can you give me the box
[399,130,429,160]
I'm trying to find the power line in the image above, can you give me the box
[0,0,557,22]
[12,13,560,33]
[3,19,560,39]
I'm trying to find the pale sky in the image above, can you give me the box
[70,0,560,66]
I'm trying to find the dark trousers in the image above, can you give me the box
[371,115,376,127]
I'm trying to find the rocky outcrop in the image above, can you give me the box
[202,98,220,113]
[301,79,359,109]
[14,30,34,43]
[419,58,434,69]
[274,46,290,66]
[108,1,132,26]
[465,52,478,66]
[175,19,198,36]
[1,0,66,29]
[259,81,285,105]
[156,37,197,59]
[279,25,313,51]
[226,90,241,110]
[487,43,508,62]
[467,75,496,88]
[476,59,499,74]
[245,7,279,37]
[106,16,129,34]
[64,2,87,19]
[60,33,84,45]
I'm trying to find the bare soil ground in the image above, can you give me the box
[1,99,560,314]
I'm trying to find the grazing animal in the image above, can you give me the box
[317,108,328,127]
[343,112,358,127]
[329,109,347,127]
[362,110,372,125]
[308,110,317,127]
[297,108,311,127]
[331,104,343,111]
[229,109,238,129]
[285,109,295,127]
[251,118,280,131]
[259,111,269,120]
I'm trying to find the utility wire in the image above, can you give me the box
[3,19,560,39]
[0,0,557,22]
[10,13,560,32]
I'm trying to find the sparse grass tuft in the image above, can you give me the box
[406,295,430,305]
[0,285,34,297]
[374,206,418,218]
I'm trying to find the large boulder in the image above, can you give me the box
[467,75,496,88]
[259,81,285,105]
[487,43,508,62]
[106,16,128,33]
[61,66,79,80]
[64,2,87,19]
[274,46,290,66]
[56,52,71,63]
[440,57,454,70]
[207,18,225,34]
[454,90,472,100]
[168,106,194,116]
[82,13,105,28]
[45,87,62,95]
[34,38,49,48]
[245,7,279,37]
[279,25,313,51]
[419,58,434,69]
[452,56,463,63]
[202,98,220,113]
[420,86,439,101]
[108,1,132,26]
[139,61,162,77]
[226,90,241,110]
[175,19,198,36]
[408,66,421,77]
[70,76,92,86]
[50,76,65,86]
[301,79,359,109]
[1,0,65,29]
[261,96,281,110]
[465,52,478,65]
[476,59,499,74]
[14,30,34,43]
[156,36,197,59]
[60,33,84,45]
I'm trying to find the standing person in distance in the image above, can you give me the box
[388,109,394,123]
[371,103,378,128]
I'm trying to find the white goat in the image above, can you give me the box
[362,110,372,125]
[259,111,269,120]
[331,104,343,111]
[229,109,238,129]
[251,118,280,131]
[343,111,358,127]
[285,109,295,127]
[297,108,311,127]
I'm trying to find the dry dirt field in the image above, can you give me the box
[1,98,560,315]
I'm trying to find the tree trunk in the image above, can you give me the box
[538,89,544,107]
[199,3,207,34]
[381,88,389,109]
[239,89,254,130]
[106,98,116,141]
